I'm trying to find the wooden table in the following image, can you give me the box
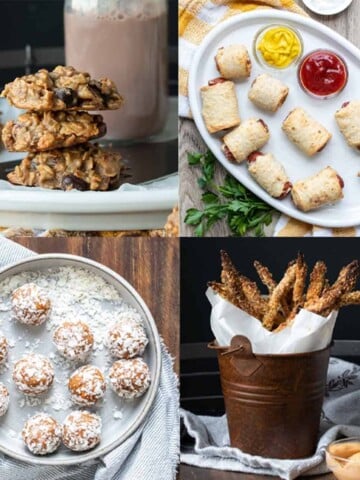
[179,465,335,479]
[180,0,360,237]
[12,237,179,372]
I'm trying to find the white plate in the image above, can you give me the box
[0,254,161,466]
[303,0,353,16]
[0,99,178,231]
[189,10,360,228]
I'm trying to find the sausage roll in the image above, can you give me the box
[248,74,289,112]
[247,152,292,199]
[291,166,344,212]
[200,78,240,134]
[222,118,270,163]
[215,45,252,80]
[282,108,332,156]
[335,101,360,150]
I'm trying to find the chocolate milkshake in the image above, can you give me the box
[64,1,168,141]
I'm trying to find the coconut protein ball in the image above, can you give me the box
[13,353,54,395]
[62,410,102,452]
[0,383,9,416]
[108,358,151,400]
[107,313,148,359]
[53,320,94,361]
[68,365,106,406]
[0,332,8,365]
[22,413,62,455]
[11,283,51,326]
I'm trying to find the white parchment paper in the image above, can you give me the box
[206,288,338,354]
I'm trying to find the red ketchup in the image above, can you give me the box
[299,50,348,98]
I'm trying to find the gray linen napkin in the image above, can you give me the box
[0,237,179,480]
[181,357,360,480]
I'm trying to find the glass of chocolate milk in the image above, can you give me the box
[64,0,168,141]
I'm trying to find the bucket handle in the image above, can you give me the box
[221,343,245,357]
[209,335,263,377]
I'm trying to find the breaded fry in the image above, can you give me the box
[220,250,233,285]
[322,278,330,295]
[254,260,291,317]
[208,281,240,307]
[208,281,228,296]
[340,261,360,293]
[239,275,268,318]
[208,281,259,318]
[211,252,359,334]
[290,253,307,318]
[340,291,360,306]
[253,261,276,292]
[262,264,297,330]
[273,316,295,333]
[307,261,359,316]
[305,261,327,305]
[220,250,242,295]
[220,250,245,300]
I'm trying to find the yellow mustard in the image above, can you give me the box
[257,26,301,68]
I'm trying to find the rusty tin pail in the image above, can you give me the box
[209,335,331,459]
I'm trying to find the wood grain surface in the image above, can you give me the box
[13,237,179,372]
[179,464,336,479]
[180,0,360,237]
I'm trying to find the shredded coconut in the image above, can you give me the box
[11,283,51,326]
[108,358,151,400]
[62,410,101,452]
[107,316,148,359]
[0,265,150,448]
[0,332,8,365]
[0,383,10,416]
[68,365,106,406]
[22,413,62,455]
[53,320,94,361]
[13,354,54,395]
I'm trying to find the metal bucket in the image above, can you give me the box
[209,335,331,459]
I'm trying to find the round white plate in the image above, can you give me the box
[303,0,353,16]
[0,254,161,466]
[189,10,360,228]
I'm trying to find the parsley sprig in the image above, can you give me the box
[184,150,274,237]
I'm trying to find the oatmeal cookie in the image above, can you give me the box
[1,65,123,111]
[7,143,123,191]
[2,111,106,152]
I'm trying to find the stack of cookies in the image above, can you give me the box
[1,66,124,191]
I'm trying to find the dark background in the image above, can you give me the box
[181,238,360,415]
[0,0,178,93]
[181,238,360,342]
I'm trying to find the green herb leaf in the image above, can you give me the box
[184,208,204,226]
[187,152,203,165]
[184,150,274,237]
[202,192,219,204]
[197,177,208,189]
[194,222,205,237]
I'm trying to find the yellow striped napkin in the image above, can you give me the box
[179,0,357,237]
[274,216,358,237]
